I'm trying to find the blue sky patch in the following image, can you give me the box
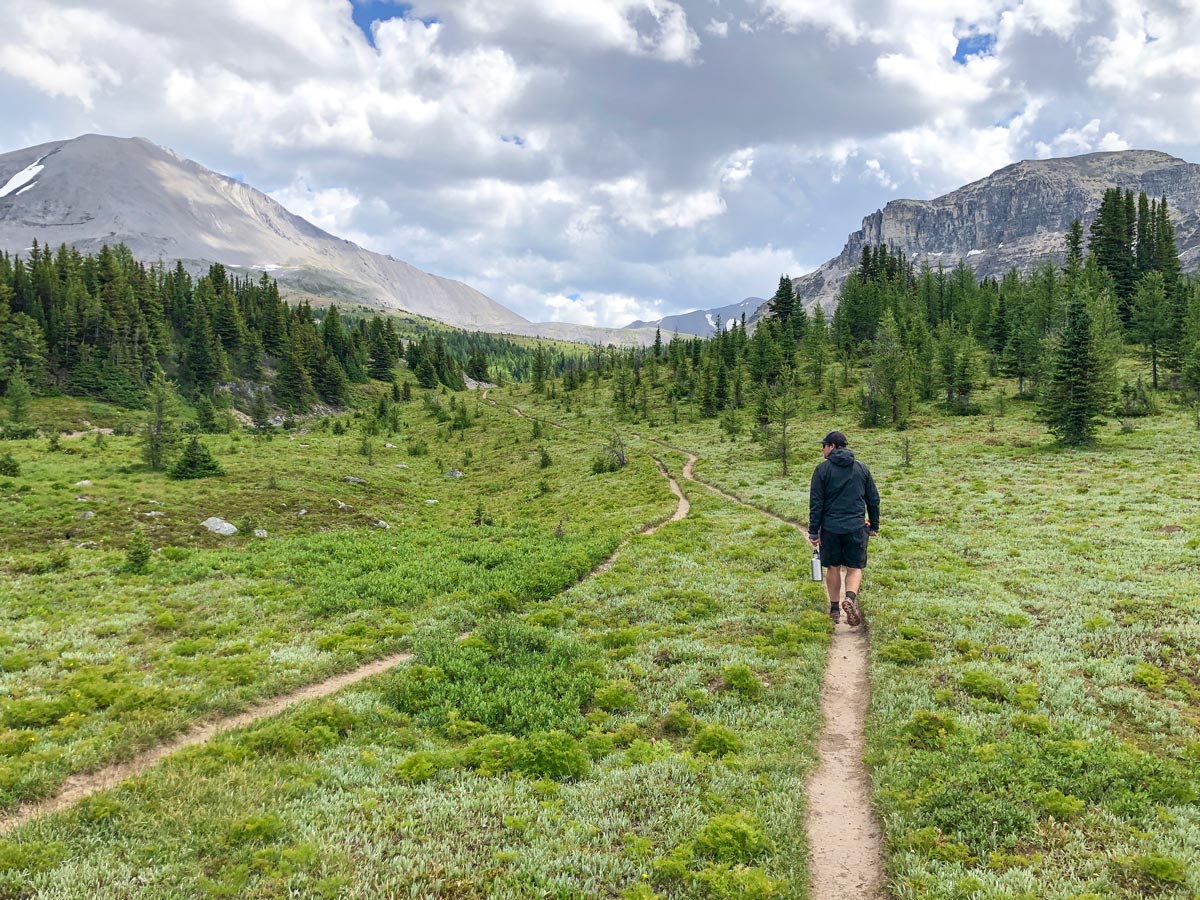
[501,134,525,147]
[953,33,995,64]
[352,1,418,47]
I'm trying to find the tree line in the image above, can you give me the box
[0,242,531,417]
[516,192,1200,448]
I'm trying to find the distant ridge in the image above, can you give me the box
[624,297,763,338]
[0,134,663,346]
[779,149,1200,316]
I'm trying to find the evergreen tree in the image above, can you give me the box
[531,344,548,394]
[467,345,489,382]
[868,313,910,427]
[1132,270,1169,390]
[186,296,223,393]
[313,351,350,407]
[274,337,316,413]
[367,328,396,381]
[1088,188,1136,316]
[1038,293,1107,446]
[169,436,225,479]
[4,362,31,423]
[768,275,796,336]
[141,372,179,470]
[250,388,271,428]
[763,364,801,475]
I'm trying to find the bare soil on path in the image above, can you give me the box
[804,627,887,898]
[1,425,692,837]
[669,446,887,899]
[0,651,413,835]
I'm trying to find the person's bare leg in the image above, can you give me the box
[825,566,843,621]
[842,567,865,627]
[843,567,863,596]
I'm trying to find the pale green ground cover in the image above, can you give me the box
[8,489,830,899]
[0,386,671,810]
[627,399,1199,899]
[492,379,1200,898]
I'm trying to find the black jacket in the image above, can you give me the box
[808,448,880,537]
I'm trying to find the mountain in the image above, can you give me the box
[0,134,533,330]
[624,297,764,337]
[0,134,663,347]
[786,150,1200,313]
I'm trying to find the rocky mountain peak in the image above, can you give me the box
[788,149,1200,313]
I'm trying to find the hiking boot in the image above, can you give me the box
[829,602,841,625]
[842,592,863,628]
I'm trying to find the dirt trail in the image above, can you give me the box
[0,651,413,836]
[595,457,688,572]
[804,629,886,898]
[2,421,693,837]
[670,448,887,899]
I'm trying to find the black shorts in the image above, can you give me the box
[819,527,869,569]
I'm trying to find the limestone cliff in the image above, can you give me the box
[789,150,1200,313]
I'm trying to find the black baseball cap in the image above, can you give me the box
[820,430,848,447]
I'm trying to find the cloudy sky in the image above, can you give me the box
[2,0,1199,326]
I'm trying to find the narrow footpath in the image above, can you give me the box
[0,433,691,837]
[667,442,887,899]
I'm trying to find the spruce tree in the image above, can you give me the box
[1132,271,1169,390]
[1038,293,1107,446]
[768,275,796,335]
[169,435,225,479]
[274,338,316,413]
[141,372,178,470]
[4,363,31,423]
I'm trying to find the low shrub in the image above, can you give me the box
[691,723,743,757]
[960,669,1011,702]
[720,664,762,699]
[513,730,589,780]
[693,813,773,863]
[879,639,935,665]
[901,710,959,749]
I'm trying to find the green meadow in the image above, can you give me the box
[0,364,1198,899]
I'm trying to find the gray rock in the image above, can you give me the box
[74,496,91,502]
[373,519,390,529]
[201,516,237,536]
[335,499,352,510]
[74,479,92,487]
[342,476,366,484]
[385,443,396,449]
[779,149,1200,315]
[298,508,308,516]
[142,510,166,518]
[253,528,268,538]
[78,510,95,520]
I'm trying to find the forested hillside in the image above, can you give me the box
[0,242,570,421]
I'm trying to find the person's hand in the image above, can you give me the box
[807,534,820,548]
[868,530,878,537]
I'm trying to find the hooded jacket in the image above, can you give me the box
[808,447,880,538]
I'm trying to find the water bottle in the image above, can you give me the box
[811,550,822,582]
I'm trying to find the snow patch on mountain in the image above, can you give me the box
[0,155,46,198]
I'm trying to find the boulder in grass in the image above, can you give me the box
[342,476,366,484]
[254,529,268,538]
[202,517,237,536]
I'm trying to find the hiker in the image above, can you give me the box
[807,430,880,627]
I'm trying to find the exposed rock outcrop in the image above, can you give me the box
[787,150,1200,314]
